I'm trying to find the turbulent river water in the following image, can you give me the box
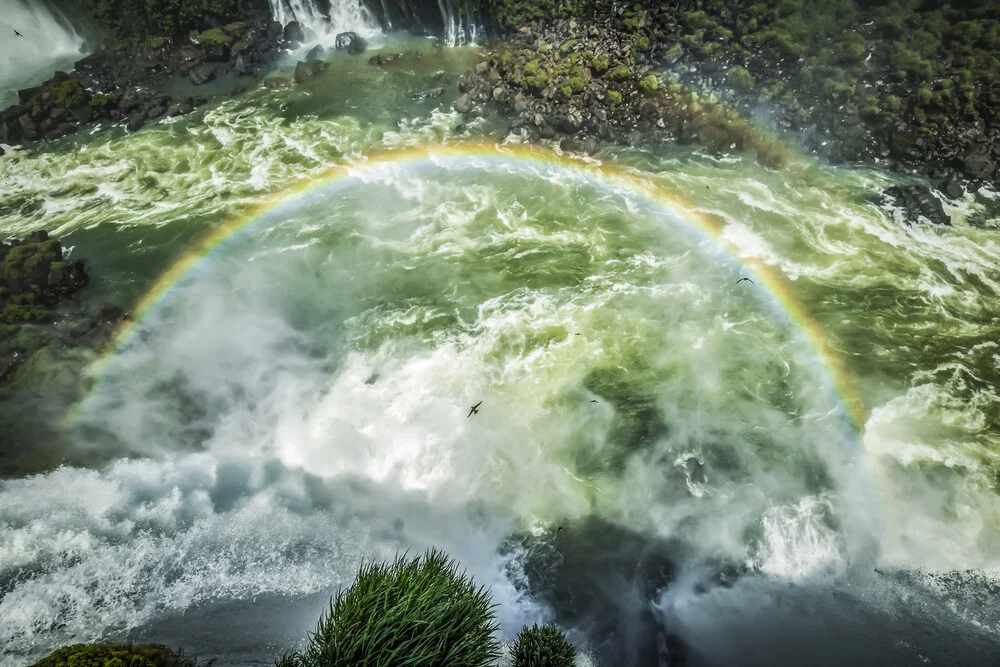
[2,35,1000,667]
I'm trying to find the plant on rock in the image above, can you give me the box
[29,643,194,667]
[510,623,576,667]
[278,549,501,667]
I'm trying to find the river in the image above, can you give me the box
[1,24,999,667]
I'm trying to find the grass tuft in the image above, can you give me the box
[511,624,576,667]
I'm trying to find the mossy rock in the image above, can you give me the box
[0,303,48,325]
[89,92,111,108]
[49,79,87,109]
[199,28,232,47]
[605,65,631,81]
[28,642,193,667]
[727,66,755,92]
[590,53,609,75]
[606,89,622,106]
[638,73,660,93]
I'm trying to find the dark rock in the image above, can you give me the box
[962,150,996,181]
[188,63,216,85]
[0,146,5,157]
[560,136,598,154]
[233,55,253,76]
[18,86,44,104]
[335,31,367,54]
[45,123,76,140]
[293,59,328,84]
[49,107,71,123]
[428,87,445,97]
[47,259,87,293]
[126,111,145,132]
[305,45,325,62]
[119,88,145,113]
[940,179,965,200]
[263,76,289,89]
[146,104,166,120]
[70,104,93,124]
[881,185,950,226]
[368,53,402,67]
[283,21,305,45]
[454,94,473,113]
[167,97,194,117]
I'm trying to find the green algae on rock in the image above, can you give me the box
[29,643,194,667]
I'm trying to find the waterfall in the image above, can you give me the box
[0,0,87,108]
[437,0,478,46]
[267,0,380,45]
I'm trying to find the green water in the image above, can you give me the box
[1,38,999,665]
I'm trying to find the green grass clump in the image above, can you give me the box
[638,73,659,93]
[199,28,231,46]
[727,66,755,91]
[279,550,501,667]
[29,643,194,667]
[510,624,576,667]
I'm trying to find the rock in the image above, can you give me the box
[559,136,598,154]
[45,123,76,140]
[293,59,328,84]
[368,53,402,66]
[70,104,93,124]
[283,21,305,45]
[188,63,216,85]
[962,150,996,181]
[940,179,964,200]
[146,104,166,120]
[475,61,489,75]
[881,185,950,226]
[428,87,445,97]
[47,259,87,293]
[126,111,145,132]
[167,97,194,117]
[305,44,325,62]
[18,86,44,104]
[335,31,367,55]
[0,146,5,157]
[263,76,289,89]
[233,55,253,77]
[49,107,71,123]
[454,94,473,113]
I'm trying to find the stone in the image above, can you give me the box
[454,94,473,113]
[335,32,367,55]
[560,136,598,154]
[167,97,194,117]
[305,45,325,62]
[428,87,445,97]
[146,104,166,120]
[940,179,964,200]
[283,21,305,45]
[17,86,44,104]
[962,150,996,181]
[294,59,328,84]
[126,111,145,132]
[188,63,216,85]
[263,77,289,89]
[881,185,950,226]
[475,61,489,75]
[368,53,402,66]
[70,104,93,124]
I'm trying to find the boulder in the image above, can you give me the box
[17,86,44,104]
[559,136,598,154]
[454,94,473,113]
[293,59,329,84]
[335,31,367,55]
[428,87,445,97]
[146,104,166,120]
[283,21,305,45]
[167,97,195,117]
[70,104,93,124]
[126,111,145,132]
[368,53,402,66]
[962,150,996,181]
[263,76,289,89]
[305,45,325,62]
[47,259,87,293]
[188,63,216,85]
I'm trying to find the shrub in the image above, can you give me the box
[511,624,576,667]
[280,550,501,667]
[29,643,193,667]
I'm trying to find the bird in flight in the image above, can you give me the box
[736,277,754,285]
[590,400,598,403]
[467,400,482,418]
[13,29,23,37]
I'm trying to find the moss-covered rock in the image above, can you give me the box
[638,73,660,93]
[727,66,755,91]
[28,643,193,667]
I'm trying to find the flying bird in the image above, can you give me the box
[736,277,754,285]
[590,400,598,403]
[467,400,482,418]
[13,29,23,37]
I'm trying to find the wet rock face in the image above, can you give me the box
[879,185,951,226]
[283,20,306,45]
[294,59,330,84]
[368,52,403,67]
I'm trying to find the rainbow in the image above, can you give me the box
[81,140,866,430]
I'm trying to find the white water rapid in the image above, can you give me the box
[0,0,87,108]
[267,0,380,45]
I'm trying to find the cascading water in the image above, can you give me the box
[437,0,478,47]
[0,0,87,108]
[267,0,380,46]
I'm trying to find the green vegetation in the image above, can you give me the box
[510,624,576,667]
[199,28,231,47]
[51,79,87,109]
[590,53,609,74]
[277,550,501,667]
[638,73,660,93]
[606,89,622,106]
[29,643,194,667]
[605,65,631,81]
